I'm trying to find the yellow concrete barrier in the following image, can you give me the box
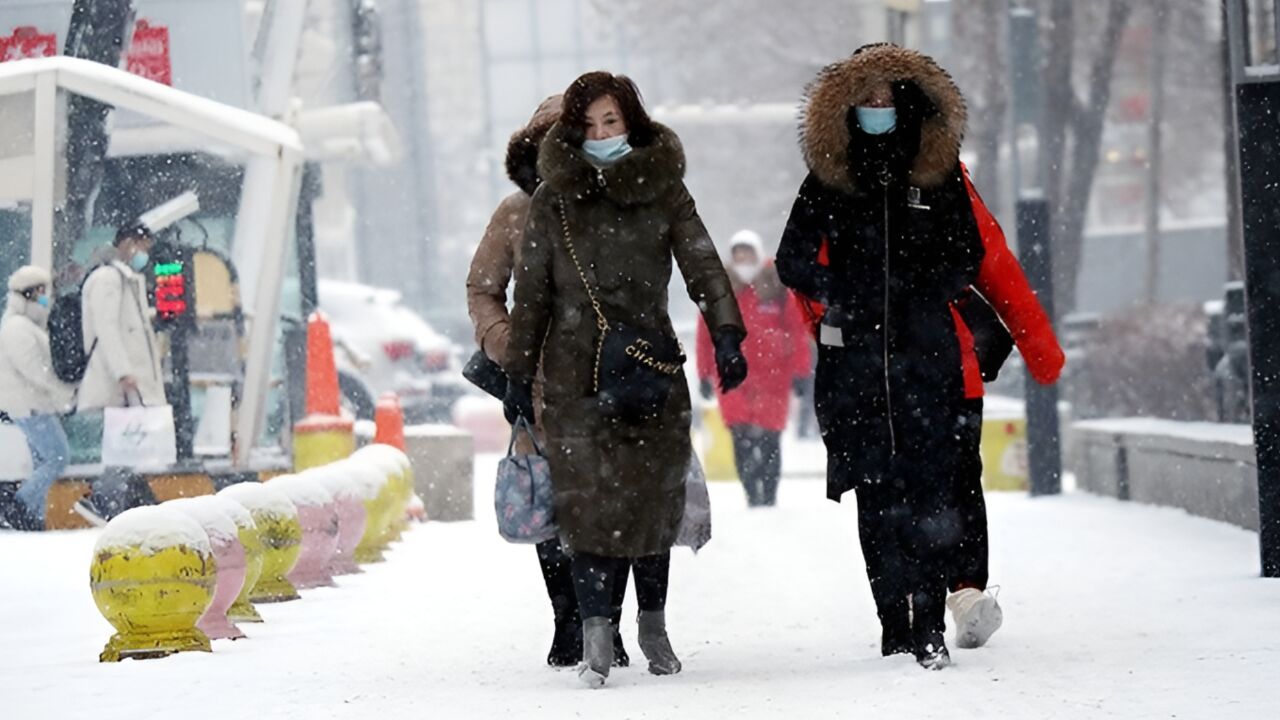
[219,483,302,603]
[701,406,737,481]
[89,506,217,662]
[981,416,1029,492]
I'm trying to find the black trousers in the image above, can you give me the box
[571,552,669,620]
[950,398,989,592]
[536,538,630,628]
[852,467,958,644]
[730,425,782,507]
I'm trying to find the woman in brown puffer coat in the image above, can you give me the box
[466,95,633,670]
[504,72,747,687]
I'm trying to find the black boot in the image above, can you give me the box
[873,588,913,657]
[548,606,582,668]
[914,630,951,670]
[538,539,582,667]
[881,624,913,657]
[0,486,39,532]
[911,590,951,670]
[610,577,631,668]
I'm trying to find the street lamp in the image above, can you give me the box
[1225,0,1280,578]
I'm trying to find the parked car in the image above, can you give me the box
[318,280,467,423]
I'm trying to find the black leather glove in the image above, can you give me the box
[462,350,508,400]
[699,378,714,401]
[503,379,535,425]
[713,328,748,393]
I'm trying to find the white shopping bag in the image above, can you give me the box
[102,404,177,469]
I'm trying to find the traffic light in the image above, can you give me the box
[154,260,188,320]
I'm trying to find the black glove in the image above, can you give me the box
[713,328,748,393]
[462,350,508,400]
[699,378,714,401]
[793,376,812,398]
[503,379,534,425]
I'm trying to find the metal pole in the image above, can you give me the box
[1017,196,1063,496]
[1228,0,1280,577]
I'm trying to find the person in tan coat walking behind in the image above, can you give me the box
[466,95,631,669]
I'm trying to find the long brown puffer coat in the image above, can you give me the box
[505,121,744,557]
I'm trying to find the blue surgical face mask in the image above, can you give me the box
[36,294,49,308]
[130,250,150,272]
[856,106,897,135]
[582,134,633,165]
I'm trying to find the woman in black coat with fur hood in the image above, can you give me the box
[777,44,984,670]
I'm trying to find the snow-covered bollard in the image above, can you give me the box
[167,497,248,641]
[353,446,405,546]
[312,463,368,576]
[270,473,340,589]
[343,458,392,564]
[354,444,413,540]
[219,482,302,603]
[218,496,266,624]
[89,506,217,662]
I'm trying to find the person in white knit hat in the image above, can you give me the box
[0,265,74,531]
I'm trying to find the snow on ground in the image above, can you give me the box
[3,448,1280,719]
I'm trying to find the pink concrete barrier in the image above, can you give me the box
[167,497,248,641]
[270,474,340,589]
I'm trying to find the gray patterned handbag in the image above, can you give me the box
[494,418,558,544]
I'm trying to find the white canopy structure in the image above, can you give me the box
[0,56,305,469]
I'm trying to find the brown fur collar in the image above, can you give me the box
[506,95,563,196]
[801,44,966,191]
[538,121,686,206]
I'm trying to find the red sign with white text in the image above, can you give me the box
[126,19,172,86]
[1,26,57,62]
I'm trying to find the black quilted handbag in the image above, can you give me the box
[556,203,686,424]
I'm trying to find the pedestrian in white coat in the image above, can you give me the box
[76,224,165,412]
[70,224,168,526]
[0,266,73,531]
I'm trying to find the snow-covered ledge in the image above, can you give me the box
[1071,418,1258,531]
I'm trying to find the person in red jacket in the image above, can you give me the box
[697,230,813,507]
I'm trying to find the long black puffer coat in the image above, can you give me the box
[777,44,984,502]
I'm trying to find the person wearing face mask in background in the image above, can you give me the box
[0,266,75,531]
[73,223,167,524]
[696,230,812,508]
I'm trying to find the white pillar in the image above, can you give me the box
[31,70,56,270]
[233,151,303,469]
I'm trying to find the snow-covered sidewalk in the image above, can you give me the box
[2,456,1279,719]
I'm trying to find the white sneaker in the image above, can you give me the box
[947,587,1003,649]
[73,498,108,528]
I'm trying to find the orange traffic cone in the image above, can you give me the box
[373,393,406,451]
[305,312,343,416]
[293,312,355,470]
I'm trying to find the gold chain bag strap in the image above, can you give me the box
[555,201,686,423]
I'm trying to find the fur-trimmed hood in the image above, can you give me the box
[537,121,686,206]
[505,95,563,196]
[800,44,966,191]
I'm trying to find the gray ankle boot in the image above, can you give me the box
[578,617,614,688]
[637,611,682,675]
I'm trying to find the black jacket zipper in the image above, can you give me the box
[880,175,897,456]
